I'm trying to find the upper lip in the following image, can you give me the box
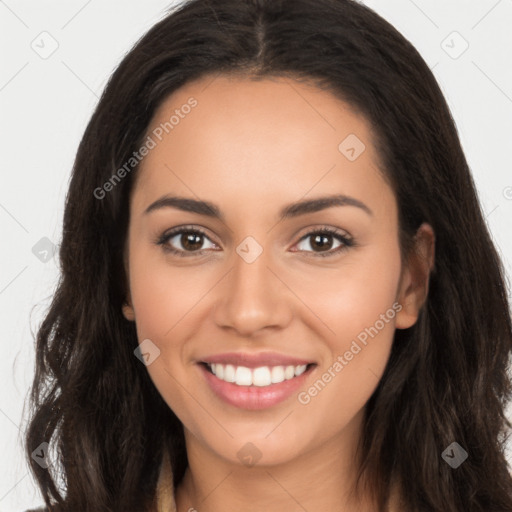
[199,351,315,368]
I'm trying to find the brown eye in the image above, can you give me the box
[156,227,218,257]
[309,233,335,251]
[180,232,204,251]
[294,228,354,257]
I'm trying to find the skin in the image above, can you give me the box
[122,74,435,512]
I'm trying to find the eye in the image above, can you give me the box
[155,225,355,258]
[292,227,354,257]
[156,226,218,257]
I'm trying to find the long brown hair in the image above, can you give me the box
[25,0,512,510]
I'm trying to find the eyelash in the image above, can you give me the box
[155,225,355,258]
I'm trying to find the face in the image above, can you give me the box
[122,74,433,468]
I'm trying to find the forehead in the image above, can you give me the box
[131,75,394,220]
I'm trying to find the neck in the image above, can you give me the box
[174,409,380,512]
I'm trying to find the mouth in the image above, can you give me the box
[200,361,316,387]
[197,356,318,410]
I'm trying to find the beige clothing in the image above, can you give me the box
[155,448,177,512]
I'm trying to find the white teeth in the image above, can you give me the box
[271,366,285,384]
[206,363,310,387]
[235,366,252,386]
[295,364,307,376]
[253,367,271,387]
[284,365,295,380]
[224,364,236,383]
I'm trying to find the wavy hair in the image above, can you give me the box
[24,0,512,510]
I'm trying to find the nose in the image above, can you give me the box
[212,243,293,337]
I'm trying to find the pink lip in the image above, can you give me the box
[198,362,316,410]
[199,351,314,368]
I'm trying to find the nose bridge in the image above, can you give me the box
[213,235,291,334]
[232,236,272,296]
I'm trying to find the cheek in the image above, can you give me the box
[126,245,216,412]
[128,240,209,339]
[296,237,402,344]
[127,250,198,422]
[293,239,402,412]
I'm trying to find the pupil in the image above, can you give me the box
[182,233,202,251]
[313,234,332,251]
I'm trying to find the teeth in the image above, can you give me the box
[208,363,309,387]
[224,364,235,383]
[235,366,252,386]
[284,365,295,380]
[271,365,285,383]
[253,366,271,387]
[295,364,307,376]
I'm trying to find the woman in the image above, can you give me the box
[24,0,512,511]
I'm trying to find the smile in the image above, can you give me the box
[205,362,310,387]
[198,359,317,410]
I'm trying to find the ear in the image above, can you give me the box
[122,296,136,321]
[395,222,435,329]
[122,245,136,321]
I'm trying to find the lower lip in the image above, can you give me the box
[199,363,315,410]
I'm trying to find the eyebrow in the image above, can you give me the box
[143,193,373,220]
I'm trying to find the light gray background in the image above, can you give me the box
[1,1,511,510]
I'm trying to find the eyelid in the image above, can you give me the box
[294,224,352,243]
